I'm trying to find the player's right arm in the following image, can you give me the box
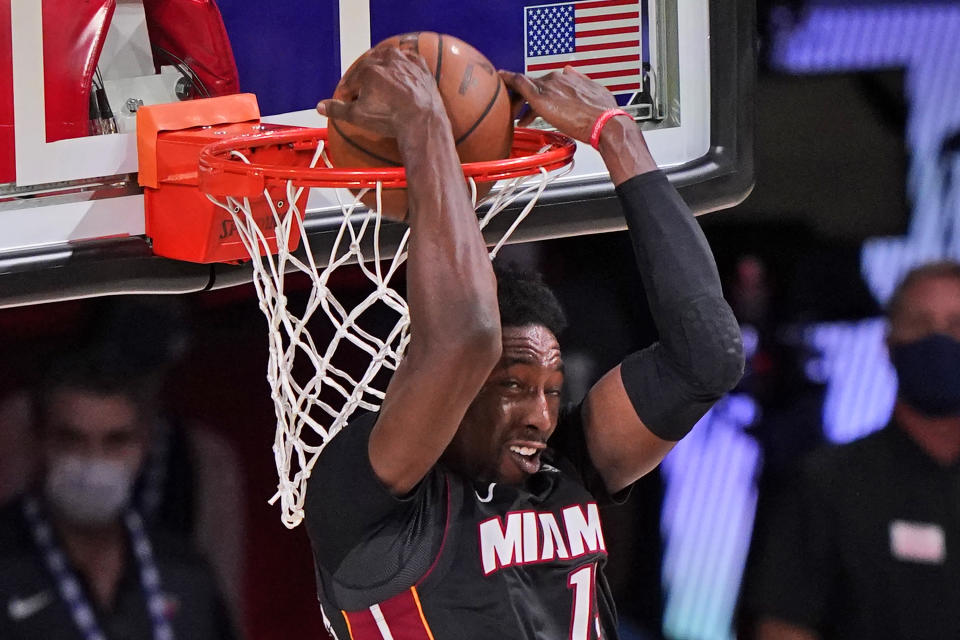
[318,46,501,496]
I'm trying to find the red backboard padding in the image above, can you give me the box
[0,0,238,185]
[0,0,13,183]
[0,0,115,181]
[143,0,239,98]
[42,0,115,143]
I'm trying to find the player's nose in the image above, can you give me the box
[522,391,553,434]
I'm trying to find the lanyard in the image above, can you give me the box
[22,496,175,640]
[137,418,171,521]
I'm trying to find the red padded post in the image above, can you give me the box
[42,0,115,142]
[142,0,239,98]
[0,0,14,183]
[0,0,114,181]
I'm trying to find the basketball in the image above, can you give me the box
[325,32,514,220]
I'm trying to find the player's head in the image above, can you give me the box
[494,264,568,338]
[34,351,151,527]
[886,260,960,417]
[443,266,568,485]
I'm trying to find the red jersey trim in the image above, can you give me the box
[341,587,435,639]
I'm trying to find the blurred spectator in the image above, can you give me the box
[730,254,827,486]
[732,253,828,637]
[0,350,236,639]
[0,391,35,503]
[740,260,960,639]
[0,296,246,625]
[88,298,247,622]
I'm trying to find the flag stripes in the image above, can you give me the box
[524,0,643,95]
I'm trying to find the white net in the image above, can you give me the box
[207,140,573,528]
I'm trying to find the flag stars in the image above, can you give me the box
[526,2,575,56]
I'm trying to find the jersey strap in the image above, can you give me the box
[341,586,435,640]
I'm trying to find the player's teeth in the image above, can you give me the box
[510,446,536,456]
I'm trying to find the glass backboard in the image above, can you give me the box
[0,0,753,307]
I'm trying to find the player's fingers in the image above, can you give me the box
[395,40,434,76]
[401,49,432,74]
[517,107,539,127]
[499,70,543,102]
[316,98,351,121]
[334,63,372,100]
[371,43,425,74]
[507,87,528,121]
[396,33,419,54]
[538,71,559,85]
[367,42,394,59]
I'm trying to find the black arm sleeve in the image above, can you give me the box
[616,170,744,440]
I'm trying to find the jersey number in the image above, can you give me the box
[567,564,598,639]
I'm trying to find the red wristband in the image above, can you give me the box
[589,108,632,149]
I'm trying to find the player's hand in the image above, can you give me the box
[317,45,447,143]
[498,66,617,143]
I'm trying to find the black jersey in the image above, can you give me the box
[305,406,623,640]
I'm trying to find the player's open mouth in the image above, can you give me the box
[508,443,544,475]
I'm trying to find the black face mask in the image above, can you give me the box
[890,333,960,418]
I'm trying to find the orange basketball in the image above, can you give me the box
[325,32,513,220]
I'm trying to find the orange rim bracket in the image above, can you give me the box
[137,93,261,188]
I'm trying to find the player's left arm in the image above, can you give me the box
[581,118,745,495]
[500,67,745,495]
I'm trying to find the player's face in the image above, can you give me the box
[445,324,564,485]
[888,275,960,344]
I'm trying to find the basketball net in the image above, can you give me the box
[206,138,573,528]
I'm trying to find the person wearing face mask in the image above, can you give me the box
[741,260,960,640]
[0,352,237,640]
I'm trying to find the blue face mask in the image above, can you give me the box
[890,333,960,418]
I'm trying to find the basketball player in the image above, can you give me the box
[306,45,744,639]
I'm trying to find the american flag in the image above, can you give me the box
[524,0,643,97]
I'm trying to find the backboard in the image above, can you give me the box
[0,0,754,307]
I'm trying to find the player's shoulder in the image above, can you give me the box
[319,411,378,457]
[310,411,379,491]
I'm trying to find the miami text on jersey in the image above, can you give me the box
[478,503,607,575]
